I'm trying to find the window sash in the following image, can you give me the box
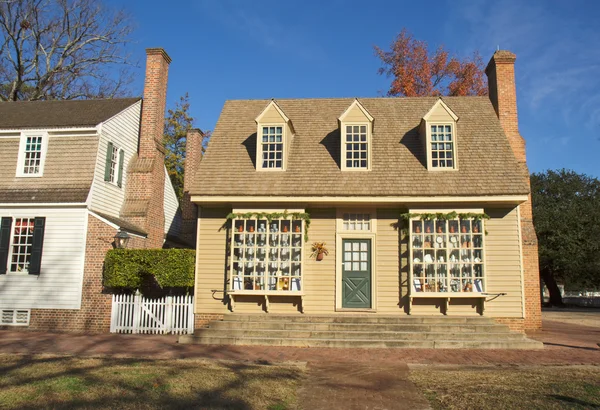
[261,126,284,169]
[430,124,454,169]
[230,217,303,292]
[409,218,485,294]
[344,124,369,169]
[109,145,119,183]
[342,213,371,231]
[9,218,35,273]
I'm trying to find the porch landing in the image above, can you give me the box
[179,314,543,349]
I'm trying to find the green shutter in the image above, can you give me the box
[0,217,12,275]
[117,149,124,188]
[104,142,113,181]
[28,217,45,275]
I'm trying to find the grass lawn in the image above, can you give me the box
[0,354,302,410]
[410,365,600,410]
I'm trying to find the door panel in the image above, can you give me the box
[342,239,371,308]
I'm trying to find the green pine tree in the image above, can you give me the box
[163,94,210,201]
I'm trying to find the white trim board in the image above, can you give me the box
[192,195,529,205]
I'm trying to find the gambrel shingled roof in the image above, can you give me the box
[0,98,141,129]
[191,96,530,197]
[0,98,140,203]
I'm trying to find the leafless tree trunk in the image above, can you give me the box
[0,0,134,101]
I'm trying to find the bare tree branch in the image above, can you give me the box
[0,0,134,101]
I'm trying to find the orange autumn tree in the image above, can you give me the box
[375,29,487,97]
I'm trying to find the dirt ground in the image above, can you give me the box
[541,307,600,328]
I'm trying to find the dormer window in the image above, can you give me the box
[16,132,48,177]
[339,99,374,171]
[261,126,284,169]
[255,100,294,171]
[430,124,454,168]
[421,99,459,171]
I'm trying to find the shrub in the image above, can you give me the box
[103,249,195,289]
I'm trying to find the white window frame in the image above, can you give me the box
[107,146,123,186]
[6,217,36,274]
[16,132,49,177]
[257,123,285,171]
[408,215,486,295]
[341,122,372,171]
[426,122,457,171]
[336,209,377,233]
[229,215,304,294]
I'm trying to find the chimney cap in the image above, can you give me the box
[146,48,172,64]
[485,50,516,74]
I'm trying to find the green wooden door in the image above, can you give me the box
[342,239,372,308]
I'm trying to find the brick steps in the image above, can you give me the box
[180,314,543,349]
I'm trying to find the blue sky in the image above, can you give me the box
[114,0,600,177]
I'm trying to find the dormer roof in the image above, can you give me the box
[422,98,459,122]
[338,98,374,123]
[255,99,295,135]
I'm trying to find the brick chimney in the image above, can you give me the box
[485,50,526,164]
[121,48,171,248]
[180,129,202,247]
[486,50,541,330]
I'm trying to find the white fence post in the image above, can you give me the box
[188,295,195,334]
[133,291,141,334]
[165,295,173,334]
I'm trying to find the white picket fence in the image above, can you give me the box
[110,294,194,334]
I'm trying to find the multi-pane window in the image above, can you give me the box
[10,218,35,273]
[430,125,454,168]
[261,126,283,169]
[108,145,119,183]
[344,125,368,169]
[230,218,303,292]
[342,213,371,231]
[343,241,369,272]
[410,218,485,294]
[22,136,43,175]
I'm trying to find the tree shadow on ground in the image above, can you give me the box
[0,354,301,410]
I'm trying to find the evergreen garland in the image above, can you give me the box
[398,211,490,235]
[226,210,311,242]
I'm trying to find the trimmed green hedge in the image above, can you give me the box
[103,249,195,289]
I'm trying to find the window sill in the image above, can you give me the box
[15,173,43,178]
[410,292,486,298]
[228,290,304,296]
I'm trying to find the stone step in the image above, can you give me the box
[179,334,543,349]
[210,320,511,333]
[195,328,525,341]
[222,314,496,325]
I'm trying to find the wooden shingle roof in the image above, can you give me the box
[191,96,530,198]
[0,98,140,203]
[0,98,140,129]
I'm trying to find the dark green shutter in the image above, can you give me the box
[117,149,124,187]
[28,217,45,275]
[0,217,12,274]
[104,142,113,181]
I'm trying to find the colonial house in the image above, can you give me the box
[184,50,542,347]
[0,48,180,332]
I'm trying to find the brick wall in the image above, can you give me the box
[180,129,202,247]
[121,48,171,249]
[194,313,224,329]
[486,51,542,330]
